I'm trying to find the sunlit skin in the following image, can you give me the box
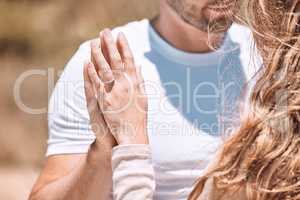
[153,0,237,53]
[167,0,236,32]
[84,0,239,164]
[29,1,239,200]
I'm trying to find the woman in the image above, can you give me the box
[84,0,300,199]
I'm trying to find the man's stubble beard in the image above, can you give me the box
[166,0,234,33]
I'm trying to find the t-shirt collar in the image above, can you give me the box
[147,20,235,67]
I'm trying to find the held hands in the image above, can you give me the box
[84,29,149,145]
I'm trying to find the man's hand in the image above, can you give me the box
[87,29,149,145]
[29,33,120,200]
[84,39,117,148]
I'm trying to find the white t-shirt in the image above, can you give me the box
[47,19,260,200]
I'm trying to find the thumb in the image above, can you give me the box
[83,61,98,113]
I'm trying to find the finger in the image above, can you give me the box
[90,40,99,72]
[90,39,115,84]
[99,32,115,92]
[84,61,94,102]
[87,62,104,98]
[100,31,110,65]
[136,65,146,93]
[102,29,124,78]
[87,62,110,111]
[83,61,98,113]
[84,62,114,143]
[116,32,135,74]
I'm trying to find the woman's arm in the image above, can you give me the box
[112,144,155,200]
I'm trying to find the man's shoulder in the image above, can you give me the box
[79,19,150,51]
[227,23,262,81]
[227,23,253,44]
[229,23,252,34]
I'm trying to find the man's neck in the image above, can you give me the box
[152,2,226,53]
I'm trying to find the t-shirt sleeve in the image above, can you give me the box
[46,41,96,156]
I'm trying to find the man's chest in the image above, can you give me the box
[141,56,246,138]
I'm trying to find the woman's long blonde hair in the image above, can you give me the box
[189,0,300,199]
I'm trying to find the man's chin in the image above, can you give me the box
[181,14,233,34]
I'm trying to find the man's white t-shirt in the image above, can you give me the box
[47,19,260,200]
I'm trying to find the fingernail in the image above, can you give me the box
[105,29,114,40]
[84,60,90,66]
[103,28,110,35]
[117,32,123,40]
[119,32,125,39]
[91,39,97,47]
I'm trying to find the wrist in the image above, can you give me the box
[116,129,149,145]
[87,137,116,167]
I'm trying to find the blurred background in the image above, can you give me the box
[0,0,158,199]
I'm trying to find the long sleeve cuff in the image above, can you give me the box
[112,144,155,200]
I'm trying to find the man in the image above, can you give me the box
[30,0,260,199]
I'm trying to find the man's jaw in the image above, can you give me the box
[206,0,236,11]
[166,0,234,34]
[179,11,233,34]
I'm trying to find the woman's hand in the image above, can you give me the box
[88,29,148,145]
[83,59,117,149]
